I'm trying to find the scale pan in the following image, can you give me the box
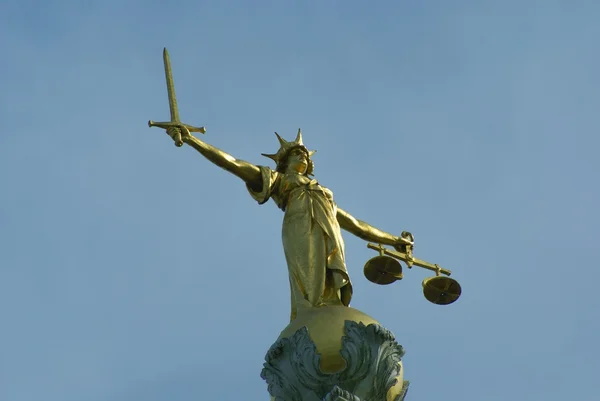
[364,255,403,285]
[422,276,461,305]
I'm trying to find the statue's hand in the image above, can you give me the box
[166,124,192,147]
[393,231,414,253]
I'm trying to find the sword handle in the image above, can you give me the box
[173,130,183,147]
[148,121,207,147]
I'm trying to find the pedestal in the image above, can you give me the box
[261,306,409,401]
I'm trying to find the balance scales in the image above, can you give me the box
[364,234,462,305]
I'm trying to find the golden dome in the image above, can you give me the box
[279,305,381,373]
[270,305,406,401]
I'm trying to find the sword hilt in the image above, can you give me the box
[148,121,207,146]
[148,120,207,133]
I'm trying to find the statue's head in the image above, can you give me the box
[262,129,316,176]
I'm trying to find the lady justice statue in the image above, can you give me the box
[157,124,413,400]
[148,48,458,400]
[163,124,413,322]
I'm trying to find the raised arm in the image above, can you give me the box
[336,207,413,249]
[167,125,262,191]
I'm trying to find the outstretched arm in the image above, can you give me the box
[336,207,412,249]
[168,126,262,191]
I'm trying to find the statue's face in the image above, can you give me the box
[286,147,309,174]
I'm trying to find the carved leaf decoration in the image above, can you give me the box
[289,327,332,399]
[393,381,410,401]
[368,340,404,400]
[261,322,407,401]
[363,325,405,401]
[323,385,362,401]
[261,333,305,401]
[338,322,373,389]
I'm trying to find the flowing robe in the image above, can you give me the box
[247,166,353,321]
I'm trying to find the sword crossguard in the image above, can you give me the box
[148,120,207,134]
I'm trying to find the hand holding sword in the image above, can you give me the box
[148,48,206,146]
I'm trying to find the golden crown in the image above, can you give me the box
[262,128,316,175]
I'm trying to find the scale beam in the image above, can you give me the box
[367,243,452,276]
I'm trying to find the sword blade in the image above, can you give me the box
[163,47,180,122]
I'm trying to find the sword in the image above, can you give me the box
[148,48,206,147]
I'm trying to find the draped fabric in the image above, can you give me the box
[247,166,353,321]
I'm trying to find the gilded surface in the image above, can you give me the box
[164,125,412,321]
[247,164,352,320]
[149,49,413,322]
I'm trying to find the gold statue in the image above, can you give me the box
[174,127,412,321]
[150,49,414,322]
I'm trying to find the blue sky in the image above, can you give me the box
[1,1,599,400]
